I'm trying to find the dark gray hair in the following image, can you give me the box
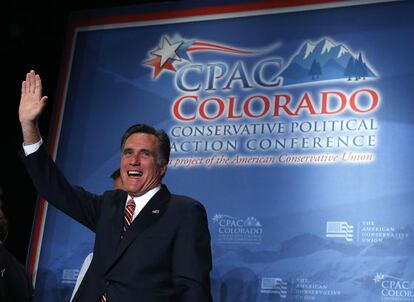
[120,124,170,166]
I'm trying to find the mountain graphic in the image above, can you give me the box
[277,38,376,85]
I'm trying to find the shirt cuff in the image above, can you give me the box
[23,138,43,156]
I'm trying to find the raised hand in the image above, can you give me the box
[19,70,48,145]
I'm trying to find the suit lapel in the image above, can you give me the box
[110,190,128,237]
[105,185,171,273]
[101,190,128,273]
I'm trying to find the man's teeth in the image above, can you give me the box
[128,171,143,176]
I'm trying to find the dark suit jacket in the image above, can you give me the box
[0,244,34,302]
[20,145,212,302]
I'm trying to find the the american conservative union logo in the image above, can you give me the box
[326,221,354,242]
[326,220,410,244]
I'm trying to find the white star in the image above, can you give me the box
[151,37,182,66]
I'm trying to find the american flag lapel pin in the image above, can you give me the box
[152,209,160,214]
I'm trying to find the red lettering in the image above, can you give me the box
[171,88,380,122]
[320,91,347,114]
[350,88,380,113]
[199,97,225,120]
[273,94,295,116]
[227,96,242,119]
[293,93,317,115]
[243,96,270,118]
[172,95,197,121]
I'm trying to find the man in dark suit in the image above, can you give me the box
[18,70,212,301]
[0,200,34,301]
[70,168,125,301]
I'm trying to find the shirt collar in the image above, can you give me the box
[128,185,161,204]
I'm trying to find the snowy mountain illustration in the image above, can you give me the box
[278,38,376,85]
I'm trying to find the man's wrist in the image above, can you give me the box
[23,138,43,156]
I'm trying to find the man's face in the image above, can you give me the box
[120,133,167,197]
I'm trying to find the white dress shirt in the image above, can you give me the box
[127,185,160,221]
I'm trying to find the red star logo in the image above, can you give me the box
[144,57,176,79]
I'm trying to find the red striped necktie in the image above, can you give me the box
[123,198,136,231]
[99,198,136,301]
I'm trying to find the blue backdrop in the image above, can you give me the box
[29,1,414,301]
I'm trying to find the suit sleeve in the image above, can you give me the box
[18,144,100,232]
[0,245,34,302]
[172,201,213,302]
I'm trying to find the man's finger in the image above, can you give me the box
[21,81,26,95]
[29,71,36,93]
[35,75,42,95]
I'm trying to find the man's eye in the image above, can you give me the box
[123,150,133,156]
[140,151,151,157]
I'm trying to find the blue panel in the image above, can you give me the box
[34,1,414,301]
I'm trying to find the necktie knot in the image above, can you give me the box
[123,198,136,231]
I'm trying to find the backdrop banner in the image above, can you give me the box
[29,1,414,301]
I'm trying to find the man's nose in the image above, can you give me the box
[130,153,141,165]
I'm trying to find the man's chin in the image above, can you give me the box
[125,185,145,197]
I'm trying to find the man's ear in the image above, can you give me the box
[160,163,168,177]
